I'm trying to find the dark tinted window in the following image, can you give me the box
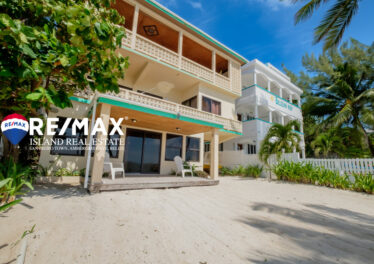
[186,137,200,162]
[165,134,183,161]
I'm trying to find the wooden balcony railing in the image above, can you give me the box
[121,30,240,95]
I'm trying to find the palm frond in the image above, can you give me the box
[294,0,330,24]
[314,0,360,50]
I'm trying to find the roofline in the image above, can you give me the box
[143,0,248,65]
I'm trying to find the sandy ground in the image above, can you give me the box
[1,177,373,264]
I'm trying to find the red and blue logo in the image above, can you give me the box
[1,114,29,145]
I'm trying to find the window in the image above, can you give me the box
[186,137,200,162]
[204,142,210,152]
[237,144,243,151]
[247,144,256,154]
[237,114,242,121]
[91,125,121,158]
[51,117,86,156]
[182,96,197,109]
[165,134,183,161]
[219,143,223,152]
[202,96,221,115]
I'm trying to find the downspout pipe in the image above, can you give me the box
[84,94,97,189]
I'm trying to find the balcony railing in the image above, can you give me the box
[121,30,239,94]
[77,89,242,133]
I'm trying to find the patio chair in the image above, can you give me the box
[174,156,193,177]
[104,152,125,180]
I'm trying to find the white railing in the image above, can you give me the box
[135,34,179,66]
[122,30,132,47]
[119,31,240,93]
[215,73,230,91]
[181,57,214,82]
[100,89,242,133]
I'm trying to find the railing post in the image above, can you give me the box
[228,60,232,91]
[212,50,216,84]
[131,4,139,49]
[178,31,183,68]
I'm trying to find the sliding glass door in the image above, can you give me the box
[124,129,162,174]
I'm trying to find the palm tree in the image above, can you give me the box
[311,129,344,157]
[292,0,362,50]
[259,120,301,167]
[305,62,374,156]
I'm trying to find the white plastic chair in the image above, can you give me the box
[104,152,125,180]
[174,156,193,177]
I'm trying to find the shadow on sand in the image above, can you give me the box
[239,202,374,264]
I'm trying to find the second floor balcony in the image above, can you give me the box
[114,0,243,95]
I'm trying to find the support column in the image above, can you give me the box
[178,31,183,68]
[267,79,271,91]
[131,5,140,49]
[268,111,272,123]
[253,71,257,85]
[91,104,111,189]
[212,50,216,84]
[210,128,219,180]
[279,87,283,98]
[254,105,258,119]
[290,94,293,103]
[281,115,284,125]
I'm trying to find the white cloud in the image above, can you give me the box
[252,0,293,11]
[189,1,203,11]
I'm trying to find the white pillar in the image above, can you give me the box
[131,5,140,49]
[178,31,183,68]
[300,120,304,133]
[289,94,293,103]
[267,79,271,91]
[210,129,219,180]
[91,104,111,189]
[279,87,283,98]
[281,115,284,125]
[268,111,272,123]
[253,71,257,85]
[212,50,216,84]
[254,105,258,118]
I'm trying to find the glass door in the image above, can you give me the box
[124,129,162,174]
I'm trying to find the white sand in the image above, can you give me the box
[1,177,373,264]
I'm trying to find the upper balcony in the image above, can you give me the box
[113,0,243,96]
[238,84,302,120]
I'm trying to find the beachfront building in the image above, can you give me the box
[38,0,246,191]
[215,59,305,167]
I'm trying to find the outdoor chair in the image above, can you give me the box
[104,152,125,180]
[174,156,193,177]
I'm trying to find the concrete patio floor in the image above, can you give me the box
[1,177,373,264]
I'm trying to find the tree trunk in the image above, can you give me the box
[357,118,374,156]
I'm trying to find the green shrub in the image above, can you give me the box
[272,161,372,194]
[232,165,246,176]
[244,165,263,178]
[195,170,209,178]
[219,167,233,176]
[54,168,72,177]
[0,157,34,212]
[352,173,374,194]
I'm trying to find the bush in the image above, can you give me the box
[272,161,373,194]
[244,165,263,178]
[0,157,34,212]
[54,168,72,177]
[195,170,209,178]
[231,165,246,176]
[219,167,233,176]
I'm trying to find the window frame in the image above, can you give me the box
[186,136,201,162]
[165,134,183,161]
[202,96,221,116]
[182,96,198,109]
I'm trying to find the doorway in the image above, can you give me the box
[124,128,162,174]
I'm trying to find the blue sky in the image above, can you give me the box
[155,0,374,74]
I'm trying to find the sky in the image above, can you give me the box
[154,0,374,74]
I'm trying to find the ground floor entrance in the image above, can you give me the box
[124,128,162,174]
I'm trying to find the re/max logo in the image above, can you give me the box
[29,117,124,136]
[3,121,27,128]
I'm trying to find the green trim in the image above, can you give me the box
[219,128,242,136]
[144,0,247,64]
[97,97,223,129]
[242,84,301,109]
[70,96,91,104]
[243,118,304,135]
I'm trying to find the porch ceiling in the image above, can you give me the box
[99,103,216,135]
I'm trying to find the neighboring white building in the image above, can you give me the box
[214,59,305,167]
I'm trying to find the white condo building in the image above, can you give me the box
[217,59,305,166]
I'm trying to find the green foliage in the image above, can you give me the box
[219,166,233,176]
[54,168,72,177]
[272,161,373,194]
[284,38,374,158]
[0,0,129,117]
[194,170,209,178]
[292,0,362,50]
[244,165,263,178]
[231,165,246,176]
[0,157,34,212]
[259,120,301,165]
